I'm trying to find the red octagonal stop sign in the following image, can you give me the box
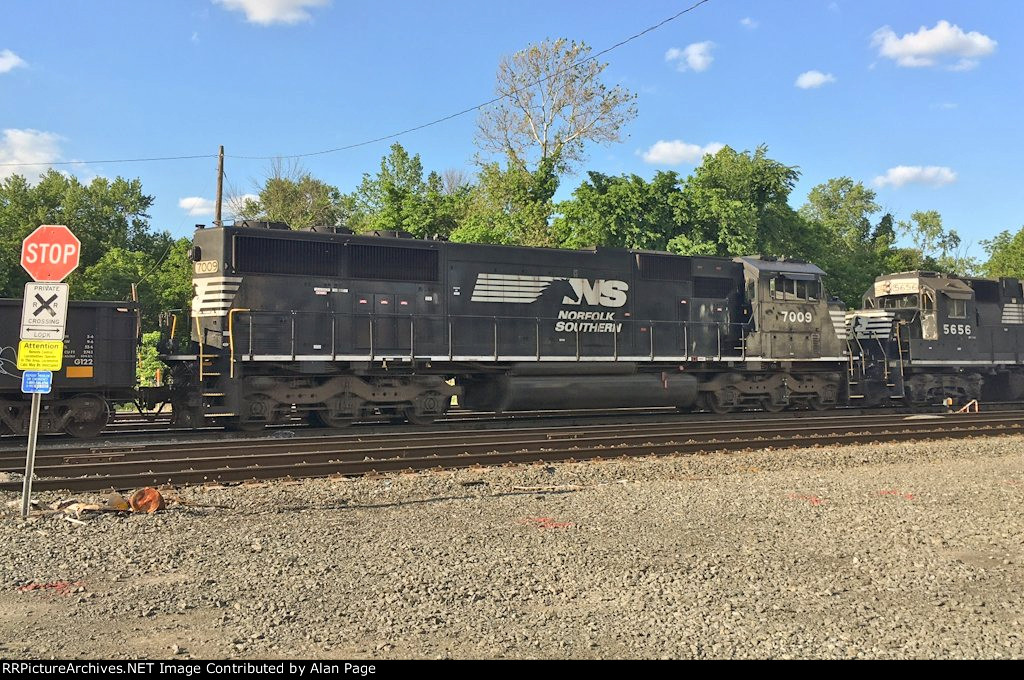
[21,225,81,282]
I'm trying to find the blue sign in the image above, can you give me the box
[21,370,52,394]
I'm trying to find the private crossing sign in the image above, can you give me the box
[20,282,69,340]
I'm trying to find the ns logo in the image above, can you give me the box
[562,278,629,308]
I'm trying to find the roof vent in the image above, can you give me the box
[234,220,290,230]
[369,229,414,239]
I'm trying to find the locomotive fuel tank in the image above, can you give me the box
[461,372,699,412]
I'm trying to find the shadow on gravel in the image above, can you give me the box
[273,487,582,514]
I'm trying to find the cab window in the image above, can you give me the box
[772,276,819,302]
[948,298,967,318]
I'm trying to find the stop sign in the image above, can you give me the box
[21,225,81,282]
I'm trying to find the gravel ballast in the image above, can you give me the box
[1,434,1022,659]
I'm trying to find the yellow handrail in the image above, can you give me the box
[195,315,203,381]
[228,308,251,379]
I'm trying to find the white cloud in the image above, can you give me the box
[213,0,329,26]
[871,20,996,69]
[665,41,715,72]
[0,49,27,74]
[0,129,63,180]
[873,166,957,189]
[740,17,758,29]
[180,193,259,218]
[641,140,725,165]
[179,197,217,216]
[795,70,837,89]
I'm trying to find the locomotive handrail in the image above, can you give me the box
[228,309,761,363]
[227,308,251,379]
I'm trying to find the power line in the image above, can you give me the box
[0,0,712,169]
[0,153,216,168]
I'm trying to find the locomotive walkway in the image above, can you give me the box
[1,410,1022,492]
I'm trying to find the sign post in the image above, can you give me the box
[18,225,80,518]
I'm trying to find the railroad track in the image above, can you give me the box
[2,410,1022,493]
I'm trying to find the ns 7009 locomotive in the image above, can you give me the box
[160,221,856,430]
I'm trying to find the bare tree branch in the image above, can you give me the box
[476,38,637,174]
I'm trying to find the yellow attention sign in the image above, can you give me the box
[17,340,64,371]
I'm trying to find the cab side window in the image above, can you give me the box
[949,298,967,318]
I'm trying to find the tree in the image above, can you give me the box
[350,143,469,239]
[981,226,1024,279]
[799,177,896,305]
[238,159,350,230]
[449,159,559,247]
[898,210,975,275]
[476,38,637,175]
[551,171,683,251]
[668,145,810,258]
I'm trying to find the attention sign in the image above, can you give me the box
[16,340,65,371]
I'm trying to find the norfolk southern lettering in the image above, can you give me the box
[555,309,622,333]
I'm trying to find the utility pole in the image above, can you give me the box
[215,144,225,226]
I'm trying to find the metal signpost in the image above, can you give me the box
[18,225,80,518]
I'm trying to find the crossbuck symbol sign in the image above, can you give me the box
[32,293,59,317]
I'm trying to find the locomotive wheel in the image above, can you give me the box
[64,396,109,439]
[702,391,735,415]
[234,394,279,432]
[315,393,362,428]
[805,395,830,411]
[403,391,447,426]
[762,398,786,413]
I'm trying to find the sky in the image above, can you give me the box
[1,0,1022,258]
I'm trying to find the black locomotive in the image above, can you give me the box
[847,271,1024,405]
[160,221,849,430]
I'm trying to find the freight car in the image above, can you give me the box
[160,221,851,430]
[0,300,139,437]
[846,270,1024,405]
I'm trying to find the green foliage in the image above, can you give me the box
[450,159,558,247]
[798,178,895,305]
[897,210,976,275]
[668,146,807,258]
[981,226,1024,278]
[137,330,166,386]
[239,161,348,230]
[350,143,469,238]
[551,171,683,251]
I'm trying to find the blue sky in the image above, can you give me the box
[1,0,1022,258]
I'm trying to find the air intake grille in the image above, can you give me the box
[348,244,439,282]
[637,254,691,281]
[693,276,735,299]
[234,236,342,276]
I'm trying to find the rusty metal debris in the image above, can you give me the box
[128,487,165,513]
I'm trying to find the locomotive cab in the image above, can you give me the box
[736,256,844,360]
